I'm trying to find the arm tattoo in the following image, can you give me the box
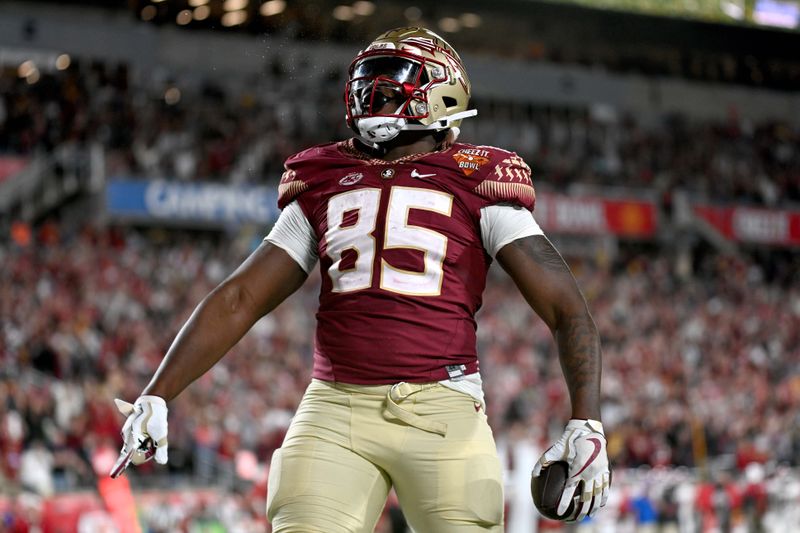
[557,314,602,420]
[505,235,602,420]
[509,235,571,273]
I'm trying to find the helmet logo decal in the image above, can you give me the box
[401,36,468,94]
[453,148,491,176]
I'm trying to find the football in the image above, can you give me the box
[531,461,578,520]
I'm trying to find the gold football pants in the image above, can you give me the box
[267,379,504,532]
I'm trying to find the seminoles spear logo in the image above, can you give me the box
[402,36,469,94]
[452,149,490,176]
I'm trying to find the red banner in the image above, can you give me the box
[534,192,658,238]
[693,205,800,247]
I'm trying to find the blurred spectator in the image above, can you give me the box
[19,440,53,497]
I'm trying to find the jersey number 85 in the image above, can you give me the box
[325,186,453,297]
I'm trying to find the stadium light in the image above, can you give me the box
[260,0,286,16]
[176,9,193,25]
[224,0,249,11]
[26,69,41,84]
[164,87,181,105]
[404,6,422,21]
[353,1,375,16]
[460,13,481,28]
[188,0,209,6]
[721,0,744,20]
[222,9,248,26]
[140,5,157,21]
[18,60,36,78]
[56,54,71,70]
[193,5,211,20]
[438,17,460,32]
[333,5,355,21]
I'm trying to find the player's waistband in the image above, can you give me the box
[312,378,437,396]
[312,359,480,385]
[310,379,449,436]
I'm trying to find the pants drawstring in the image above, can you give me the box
[383,382,448,437]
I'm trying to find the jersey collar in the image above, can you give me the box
[337,138,453,165]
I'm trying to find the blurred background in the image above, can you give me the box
[1,0,799,531]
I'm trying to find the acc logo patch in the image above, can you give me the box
[452,148,491,176]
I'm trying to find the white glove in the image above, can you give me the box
[532,419,611,522]
[110,395,169,478]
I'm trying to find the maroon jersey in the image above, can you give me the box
[278,139,535,384]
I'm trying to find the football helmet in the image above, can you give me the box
[345,27,477,144]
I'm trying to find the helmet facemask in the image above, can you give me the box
[346,52,444,143]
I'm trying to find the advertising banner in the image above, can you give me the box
[693,204,800,247]
[106,179,279,227]
[535,192,658,238]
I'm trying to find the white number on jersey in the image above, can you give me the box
[381,187,452,295]
[325,188,381,292]
[325,186,453,295]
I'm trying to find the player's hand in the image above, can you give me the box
[110,395,169,478]
[532,419,610,521]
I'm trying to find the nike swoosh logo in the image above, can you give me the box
[411,169,436,178]
[572,437,602,478]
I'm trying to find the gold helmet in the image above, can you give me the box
[345,27,477,143]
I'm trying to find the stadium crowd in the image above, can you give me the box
[1,221,799,530]
[1,61,799,207]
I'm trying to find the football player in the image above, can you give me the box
[113,27,611,531]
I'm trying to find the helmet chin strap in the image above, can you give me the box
[356,115,408,144]
[355,108,477,147]
[402,109,478,131]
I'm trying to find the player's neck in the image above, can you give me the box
[356,132,444,161]
[383,135,441,161]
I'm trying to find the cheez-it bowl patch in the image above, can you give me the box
[453,149,490,176]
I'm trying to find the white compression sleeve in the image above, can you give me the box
[479,204,544,257]
[264,201,319,274]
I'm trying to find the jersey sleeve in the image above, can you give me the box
[479,204,544,257]
[473,152,536,211]
[265,201,319,273]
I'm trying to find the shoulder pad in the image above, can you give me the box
[277,144,334,209]
[277,166,308,209]
[471,147,536,210]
